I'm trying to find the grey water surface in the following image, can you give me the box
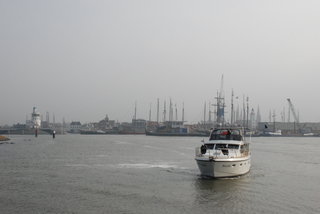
[0,135,319,214]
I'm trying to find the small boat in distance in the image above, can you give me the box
[195,128,251,178]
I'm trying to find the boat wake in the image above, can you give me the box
[115,162,198,177]
[117,163,178,169]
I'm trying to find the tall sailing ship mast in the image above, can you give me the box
[214,75,226,127]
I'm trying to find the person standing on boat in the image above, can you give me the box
[52,130,56,139]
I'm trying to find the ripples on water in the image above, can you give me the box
[0,135,319,213]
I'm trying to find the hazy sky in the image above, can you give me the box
[1,0,320,125]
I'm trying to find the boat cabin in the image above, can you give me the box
[199,128,249,157]
[209,128,243,141]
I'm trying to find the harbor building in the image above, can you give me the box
[70,121,82,133]
[257,122,320,135]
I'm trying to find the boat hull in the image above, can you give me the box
[195,157,251,178]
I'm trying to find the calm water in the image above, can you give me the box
[0,135,319,214]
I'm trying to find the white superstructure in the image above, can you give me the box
[31,107,41,129]
[195,128,251,178]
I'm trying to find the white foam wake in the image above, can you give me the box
[117,163,177,169]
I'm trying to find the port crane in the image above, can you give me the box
[287,98,300,133]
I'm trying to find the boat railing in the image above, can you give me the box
[195,147,249,159]
[195,147,202,157]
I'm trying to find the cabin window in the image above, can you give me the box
[209,129,242,141]
[230,130,240,135]
[230,134,242,141]
[228,144,239,149]
[215,144,227,149]
[205,144,215,149]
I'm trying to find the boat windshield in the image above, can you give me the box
[228,144,240,149]
[209,129,242,141]
[204,143,240,150]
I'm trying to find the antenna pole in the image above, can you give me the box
[231,89,234,125]
[134,101,137,120]
[182,102,184,122]
[157,98,159,124]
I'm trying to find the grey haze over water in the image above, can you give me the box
[1,0,320,125]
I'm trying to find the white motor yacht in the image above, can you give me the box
[195,128,251,178]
